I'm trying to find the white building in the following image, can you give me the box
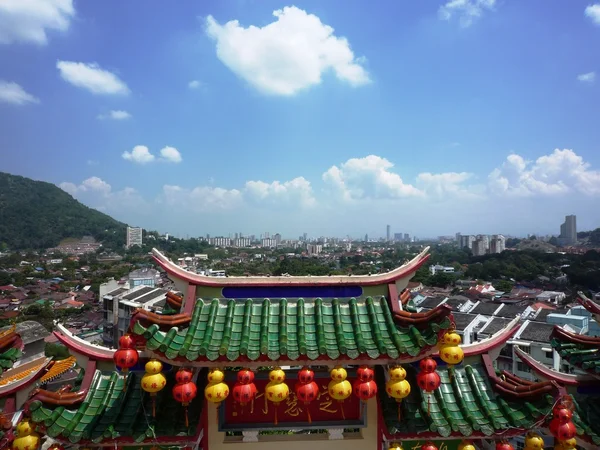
[307,244,323,255]
[126,226,143,248]
[490,235,506,254]
[429,264,455,275]
[102,285,170,347]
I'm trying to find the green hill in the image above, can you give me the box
[0,172,127,250]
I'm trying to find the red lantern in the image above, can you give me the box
[295,367,319,423]
[421,442,438,450]
[353,365,377,402]
[550,420,577,441]
[232,368,258,413]
[495,441,514,450]
[113,334,139,375]
[549,400,577,442]
[416,357,440,415]
[172,368,197,427]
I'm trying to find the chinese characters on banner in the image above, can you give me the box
[221,374,362,428]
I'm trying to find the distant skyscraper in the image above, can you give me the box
[404,233,409,242]
[386,225,391,241]
[394,233,403,242]
[490,235,506,254]
[364,233,369,242]
[559,215,577,246]
[126,227,143,249]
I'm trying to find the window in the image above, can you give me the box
[545,351,553,359]
[517,362,531,373]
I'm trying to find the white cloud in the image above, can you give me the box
[60,176,111,197]
[416,172,481,198]
[205,6,370,96]
[122,145,155,164]
[0,0,74,45]
[488,149,600,197]
[585,4,600,25]
[121,145,183,164]
[322,155,423,201]
[98,110,131,120]
[59,177,150,219]
[577,72,596,83]
[159,146,182,163]
[161,185,243,212]
[438,0,497,28]
[0,80,39,105]
[188,80,202,89]
[245,177,315,207]
[57,60,130,95]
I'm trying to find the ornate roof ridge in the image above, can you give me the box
[152,246,430,286]
[514,346,599,385]
[578,291,600,316]
[551,325,600,345]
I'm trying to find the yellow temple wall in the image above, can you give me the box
[207,397,378,450]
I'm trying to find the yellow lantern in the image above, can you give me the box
[12,419,40,450]
[389,443,404,450]
[141,359,166,416]
[204,368,230,404]
[439,344,464,366]
[554,437,577,450]
[457,441,476,450]
[524,432,544,450]
[265,367,289,425]
[328,365,352,418]
[441,331,462,346]
[386,365,411,421]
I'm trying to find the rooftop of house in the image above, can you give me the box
[451,312,478,331]
[516,321,556,343]
[470,301,502,316]
[0,320,50,345]
[479,317,514,336]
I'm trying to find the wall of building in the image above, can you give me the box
[207,396,378,450]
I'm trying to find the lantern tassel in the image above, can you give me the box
[185,406,189,428]
[340,402,346,420]
[274,404,279,425]
[152,396,156,417]
[397,402,402,422]
[428,393,431,416]
[307,407,312,424]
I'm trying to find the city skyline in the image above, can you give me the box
[2,1,600,237]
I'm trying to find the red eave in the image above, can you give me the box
[514,346,599,386]
[52,331,113,362]
[152,248,430,287]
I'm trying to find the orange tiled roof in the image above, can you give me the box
[0,360,46,386]
[0,323,16,340]
[39,356,77,383]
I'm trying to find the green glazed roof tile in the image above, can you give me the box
[381,363,554,438]
[551,338,600,374]
[28,369,204,445]
[133,296,452,362]
[0,347,22,375]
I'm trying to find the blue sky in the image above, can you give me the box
[1,0,600,239]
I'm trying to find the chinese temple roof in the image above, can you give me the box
[381,357,560,440]
[26,368,204,445]
[152,247,430,286]
[132,296,453,363]
[0,324,23,376]
[550,326,600,375]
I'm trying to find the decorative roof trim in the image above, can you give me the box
[578,291,600,315]
[0,357,52,396]
[551,325,600,346]
[481,353,558,400]
[39,356,77,383]
[514,347,598,385]
[53,323,147,362]
[152,247,431,286]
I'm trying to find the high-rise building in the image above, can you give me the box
[404,233,410,242]
[394,233,403,242]
[490,235,506,254]
[274,233,282,246]
[126,226,143,249]
[472,238,486,256]
[559,215,577,246]
[386,225,391,241]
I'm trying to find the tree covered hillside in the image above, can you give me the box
[0,172,127,250]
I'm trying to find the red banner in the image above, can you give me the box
[220,373,364,429]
